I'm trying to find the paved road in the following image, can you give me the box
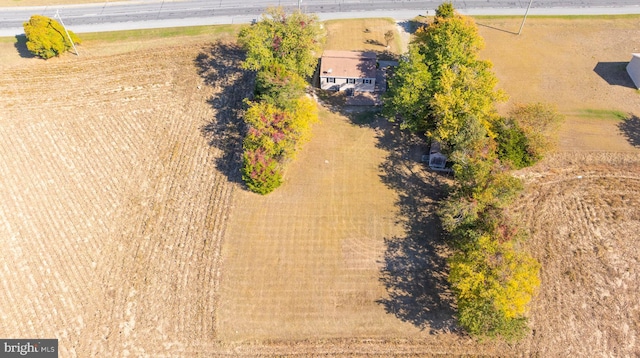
[1,0,639,36]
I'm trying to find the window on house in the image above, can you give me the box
[326,77,335,83]
[347,78,356,84]
[363,79,372,84]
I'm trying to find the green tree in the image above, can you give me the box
[383,46,432,132]
[384,6,503,147]
[255,63,307,109]
[435,1,455,20]
[238,7,324,79]
[241,147,283,195]
[493,103,563,169]
[23,15,80,59]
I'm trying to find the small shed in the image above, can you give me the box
[627,53,640,89]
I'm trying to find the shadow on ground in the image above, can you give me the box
[477,22,518,35]
[195,41,255,184]
[618,114,640,147]
[593,62,636,88]
[373,120,457,333]
[334,107,456,332]
[14,35,35,59]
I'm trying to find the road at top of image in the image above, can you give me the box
[1,0,639,36]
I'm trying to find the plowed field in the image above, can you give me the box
[0,42,242,356]
[1,16,639,357]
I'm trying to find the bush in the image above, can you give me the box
[241,148,283,195]
[494,103,564,169]
[23,15,80,59]
[493,118,533,169]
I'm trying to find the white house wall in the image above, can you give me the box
[627,54,640,89]
[320,77,376,92]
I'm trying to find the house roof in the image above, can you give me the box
[320,50,377,79]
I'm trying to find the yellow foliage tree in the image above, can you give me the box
[23,15,80,59]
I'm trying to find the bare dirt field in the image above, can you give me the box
[0,38,244,356]
[0,16,639,357]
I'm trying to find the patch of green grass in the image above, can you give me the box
[0,24,242,42]
[576,109,628,121]
[347,109,379,125]
[474,14,640,20]
[79,24,242,42]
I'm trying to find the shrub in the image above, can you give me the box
[493,118,532,169]
[23,15,80,59]
[494,103,564,168]
[241,148,283,195]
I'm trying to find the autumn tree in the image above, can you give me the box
[434,1,455,20]
[238,7,324,79]
[384,2,540,340]
[238,7,321,194]
[23,15,80,59]
[384,2,503,145]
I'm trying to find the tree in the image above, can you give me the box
[435,1,455,20]
[383,2,540,340]
[384,6,503,147]
[238,7,324,79]
[383,46,432,132]
[493,103,563,169]
[23,15,81,59]
[384,30,394,47]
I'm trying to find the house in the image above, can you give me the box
[319,50,376,92]
[627,53,640,89]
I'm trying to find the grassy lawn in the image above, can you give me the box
[323,18,402,58]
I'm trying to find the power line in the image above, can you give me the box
[54,10,79,56]
[518,0,534,35]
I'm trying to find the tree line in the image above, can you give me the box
[238,7,324,194]
[384,2,562,339]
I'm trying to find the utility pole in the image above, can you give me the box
[518,0,533,35]
[54,10,79,56]
[298,0,301,11]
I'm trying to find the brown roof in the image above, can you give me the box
[320,50,377,79]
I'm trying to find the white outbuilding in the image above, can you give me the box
[627,53,640,89]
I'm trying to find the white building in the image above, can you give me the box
[319,50,377,92]
[627,53,640,89]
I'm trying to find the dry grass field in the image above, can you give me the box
[323,18,403,57]
[0,15,639,357]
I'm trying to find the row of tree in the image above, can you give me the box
[238,8,324,194]
[384,2,561,339]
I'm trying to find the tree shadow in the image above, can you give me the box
[315,86,456,332]
[365,39,385,47]
[396,19,425,35]
[194,41,256,184]
[618,114,640,148]
[14,34,36,59]
[372,118,458,333]
[593,62,636,88]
